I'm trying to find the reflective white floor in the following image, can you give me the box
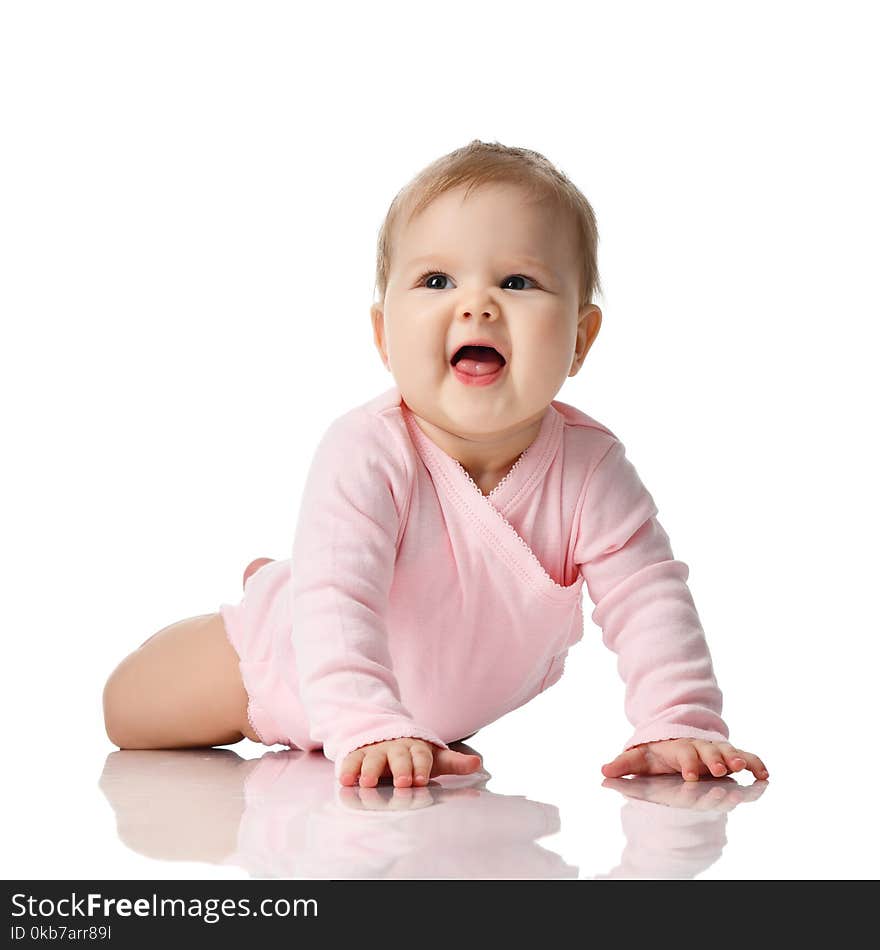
[7,624,880,881]
[0,728,788,880]
[6,673,880,880]
[91,743,765,880]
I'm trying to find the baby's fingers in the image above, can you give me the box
[677,744,703,781]
[718,742,770,779]
[411,745,434,786]
[693,741,730,777]
[339,750,366,787]
[384,745,417,788]
[716,743,769,779]
[431,748,483,778]
[731,750,769,780]
[359,747,392,788]
[601,747,649,778]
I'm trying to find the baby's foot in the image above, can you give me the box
[242,557,275,590]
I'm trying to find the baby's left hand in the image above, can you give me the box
[602,739,769,782]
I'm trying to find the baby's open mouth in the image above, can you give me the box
[451,345,506,376]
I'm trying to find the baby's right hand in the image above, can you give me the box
[339,737,482,788]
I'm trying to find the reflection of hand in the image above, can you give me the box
[602,739,769,782]
[337,783,482,812]
[602,773,768,813]
[339,738,483,788]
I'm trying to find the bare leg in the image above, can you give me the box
[103,612,261,749]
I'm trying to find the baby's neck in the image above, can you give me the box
[467,463,521,497]
[408,407,546,492]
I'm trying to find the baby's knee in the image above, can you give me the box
[102,667,129,747]
[102,660,146,748]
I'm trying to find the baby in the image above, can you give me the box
[103,139,768,789]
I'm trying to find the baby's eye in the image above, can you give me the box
[419,272,451,290]
[416,271,537,290]
[502,274,536,290]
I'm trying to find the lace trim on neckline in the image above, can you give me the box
[402,404,579,597]
[450,446,576,594]
[455,446,530,501]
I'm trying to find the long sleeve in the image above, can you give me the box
[289,411,449,778]
[574,438,729,751]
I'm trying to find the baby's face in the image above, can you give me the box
[371,182,600,443]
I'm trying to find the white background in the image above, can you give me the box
[2,1,878,880]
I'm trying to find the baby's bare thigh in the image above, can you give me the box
[103,612,261,749]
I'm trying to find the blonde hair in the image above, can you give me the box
[373,139,602,310]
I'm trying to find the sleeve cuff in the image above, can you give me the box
[623,722,730,751]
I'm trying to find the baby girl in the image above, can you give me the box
[103,139,768,789]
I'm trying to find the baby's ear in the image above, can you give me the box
[370,304,390,370]
[570,304,602,375]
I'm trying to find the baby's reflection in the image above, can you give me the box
[596,774,767,879]
[97,744,766,879]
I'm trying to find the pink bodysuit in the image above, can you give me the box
[220,386,729,780]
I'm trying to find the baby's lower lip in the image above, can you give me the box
[450,361,506,387]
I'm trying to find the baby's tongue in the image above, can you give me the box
[455,345,504,376]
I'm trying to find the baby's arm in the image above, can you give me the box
[289,412,449,781]
[574,439,731,754]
